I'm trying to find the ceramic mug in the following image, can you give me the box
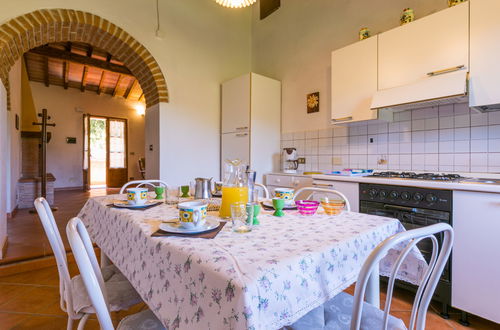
[178,201,208,229]
[274,188,294,204]
[127,188,148,206]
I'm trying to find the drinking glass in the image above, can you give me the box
[165,188,180,205]
[230,203,254,233]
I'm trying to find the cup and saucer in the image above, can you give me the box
[261,188,297,210]
[114,188,161,208]
[160,201,220,234]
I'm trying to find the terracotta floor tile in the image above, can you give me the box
[0,312,30,329]
[0,285,59,314]
[391,310,455,330]
[11,315,68,330]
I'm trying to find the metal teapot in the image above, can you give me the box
[194,177,213,199]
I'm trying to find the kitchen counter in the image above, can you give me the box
[313,174,500,194]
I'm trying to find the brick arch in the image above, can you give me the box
[0,8,168,108]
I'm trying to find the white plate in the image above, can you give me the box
[113,200,162,208]
[261,200,297,210]
[159,218,220,234]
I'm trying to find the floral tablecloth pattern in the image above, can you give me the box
[78,195,426,330]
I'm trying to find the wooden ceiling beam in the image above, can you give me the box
[29,46,132,75]
[138,92,144,102]
[81,66,88,92]
[97,71,105,95]
[87,46,93,58]
[124,79,137,99]
[112,74,123,97]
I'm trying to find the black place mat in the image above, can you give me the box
[151,221,226,239]
[107,201,163,211]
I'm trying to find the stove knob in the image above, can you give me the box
[426,194,438,203]
[413,192,424,202]
[401,192,411,200]
[389,191,399,199]
[379,190,388,198]
[368,189,378,198]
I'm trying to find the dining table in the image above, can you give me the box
[78,195,427,330]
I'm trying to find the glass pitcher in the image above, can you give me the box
[219,159,249,218]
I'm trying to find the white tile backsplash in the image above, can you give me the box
[282,103,500,173]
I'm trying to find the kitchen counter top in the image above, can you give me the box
[312,174,500,194]
[267,172,316,177]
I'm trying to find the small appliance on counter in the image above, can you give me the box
[282,148,298,174]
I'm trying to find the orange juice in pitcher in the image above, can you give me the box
[219,159,249,219]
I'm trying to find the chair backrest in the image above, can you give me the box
[350,223,454,330]
[255,183,270,199]
[119,179,169,194]
[34,197,75,317]
[138,158,146,179]
[293,187,351,211]
[66,217,114,330]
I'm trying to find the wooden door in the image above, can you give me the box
[106,118,128,188]
[82,114,90,191]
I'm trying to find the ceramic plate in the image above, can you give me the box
[113,200,162,209]
[159,218,220,234]
[261,200,297,210]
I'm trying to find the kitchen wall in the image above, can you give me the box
[252,0,447,133]
[29,82,146,188]
[282,103,500,174]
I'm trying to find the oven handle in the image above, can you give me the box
[383,204,417,213]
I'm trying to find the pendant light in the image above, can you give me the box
[214,0,256,8]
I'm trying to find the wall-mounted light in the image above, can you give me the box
[134,103,146,116]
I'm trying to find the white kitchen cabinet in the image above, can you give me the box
[312,180,359,212]
[221,73,281,183]
[331,36,379,124]
[378,2,468,90]
[221,74,251,134]
[469,0,500,110]
[452,190,500,323]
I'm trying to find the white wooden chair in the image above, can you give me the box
[119,179,169,194]
[287,223,454,330]
[34,197,143,330]
[255,183,270,199]
[66,217,165,330]
[293,187,351,211]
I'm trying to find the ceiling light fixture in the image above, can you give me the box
[214,0,256,8]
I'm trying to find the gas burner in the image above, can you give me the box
[370,172,464,182]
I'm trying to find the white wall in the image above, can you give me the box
[251,0,447,133]
[0,0,252,187]
[7,60,22,213]
[0,81,8,256]
[30,82,145,188]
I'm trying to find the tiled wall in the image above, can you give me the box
[281,103,500,174]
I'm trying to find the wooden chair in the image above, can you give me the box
[287,223,454,330]
[34,198,143,330]
[293,187,351,211]
[66,217,165,330]
[119,179,169,194]
[138,158,146,179]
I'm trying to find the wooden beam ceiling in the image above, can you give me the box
[97,71,105,95]
[112,75,122,97]
[124,79,137,99]
[81,66,88,92]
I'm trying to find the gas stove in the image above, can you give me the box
[369,171,465,182]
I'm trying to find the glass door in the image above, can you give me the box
[107,118,128,188]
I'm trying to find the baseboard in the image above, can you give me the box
[0,236,8,259]
[7,206,18,219]
[54,186,84,191]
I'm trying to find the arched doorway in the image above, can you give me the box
[0,8,169,109]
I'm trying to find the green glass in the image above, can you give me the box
[180,185,190,198]
[272,198,285,217]
[154,186,165,200]
[253,204,261,225]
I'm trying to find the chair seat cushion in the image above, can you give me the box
[71,264,143,314]
[286,292,407,330]
[118,309,166,330]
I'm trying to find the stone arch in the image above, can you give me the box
[0,8,168,108]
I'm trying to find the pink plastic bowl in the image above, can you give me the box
[295,200,320,216]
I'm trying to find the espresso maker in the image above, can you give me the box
[282,148,298,174]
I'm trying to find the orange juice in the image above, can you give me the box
[219,186,249,218]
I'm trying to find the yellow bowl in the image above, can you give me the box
[321,199,345,215]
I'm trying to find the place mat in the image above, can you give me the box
[107,201,163,211]
[151,221,226,239]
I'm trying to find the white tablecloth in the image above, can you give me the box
[78,195,426,330]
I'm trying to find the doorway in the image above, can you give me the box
[83,115,128,189]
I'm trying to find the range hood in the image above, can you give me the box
[371,70,468,112]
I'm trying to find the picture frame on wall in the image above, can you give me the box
[307,92,320,113]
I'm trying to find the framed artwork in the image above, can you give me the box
[15,114,19,130]
[307,92,319,113]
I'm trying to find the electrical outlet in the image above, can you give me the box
[297,157,306,164]
[369,136,376,144]
[332,157,343,165]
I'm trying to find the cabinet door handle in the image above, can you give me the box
[236,133,248,137]
[427,65,465,77]
[236,126,248,130]
[313,183,333,188]
[331,116,353,123]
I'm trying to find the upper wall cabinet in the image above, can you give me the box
[222,75,251,134]
[469,0,500,110]
[331,36,379,124]
[378,2,469,90]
